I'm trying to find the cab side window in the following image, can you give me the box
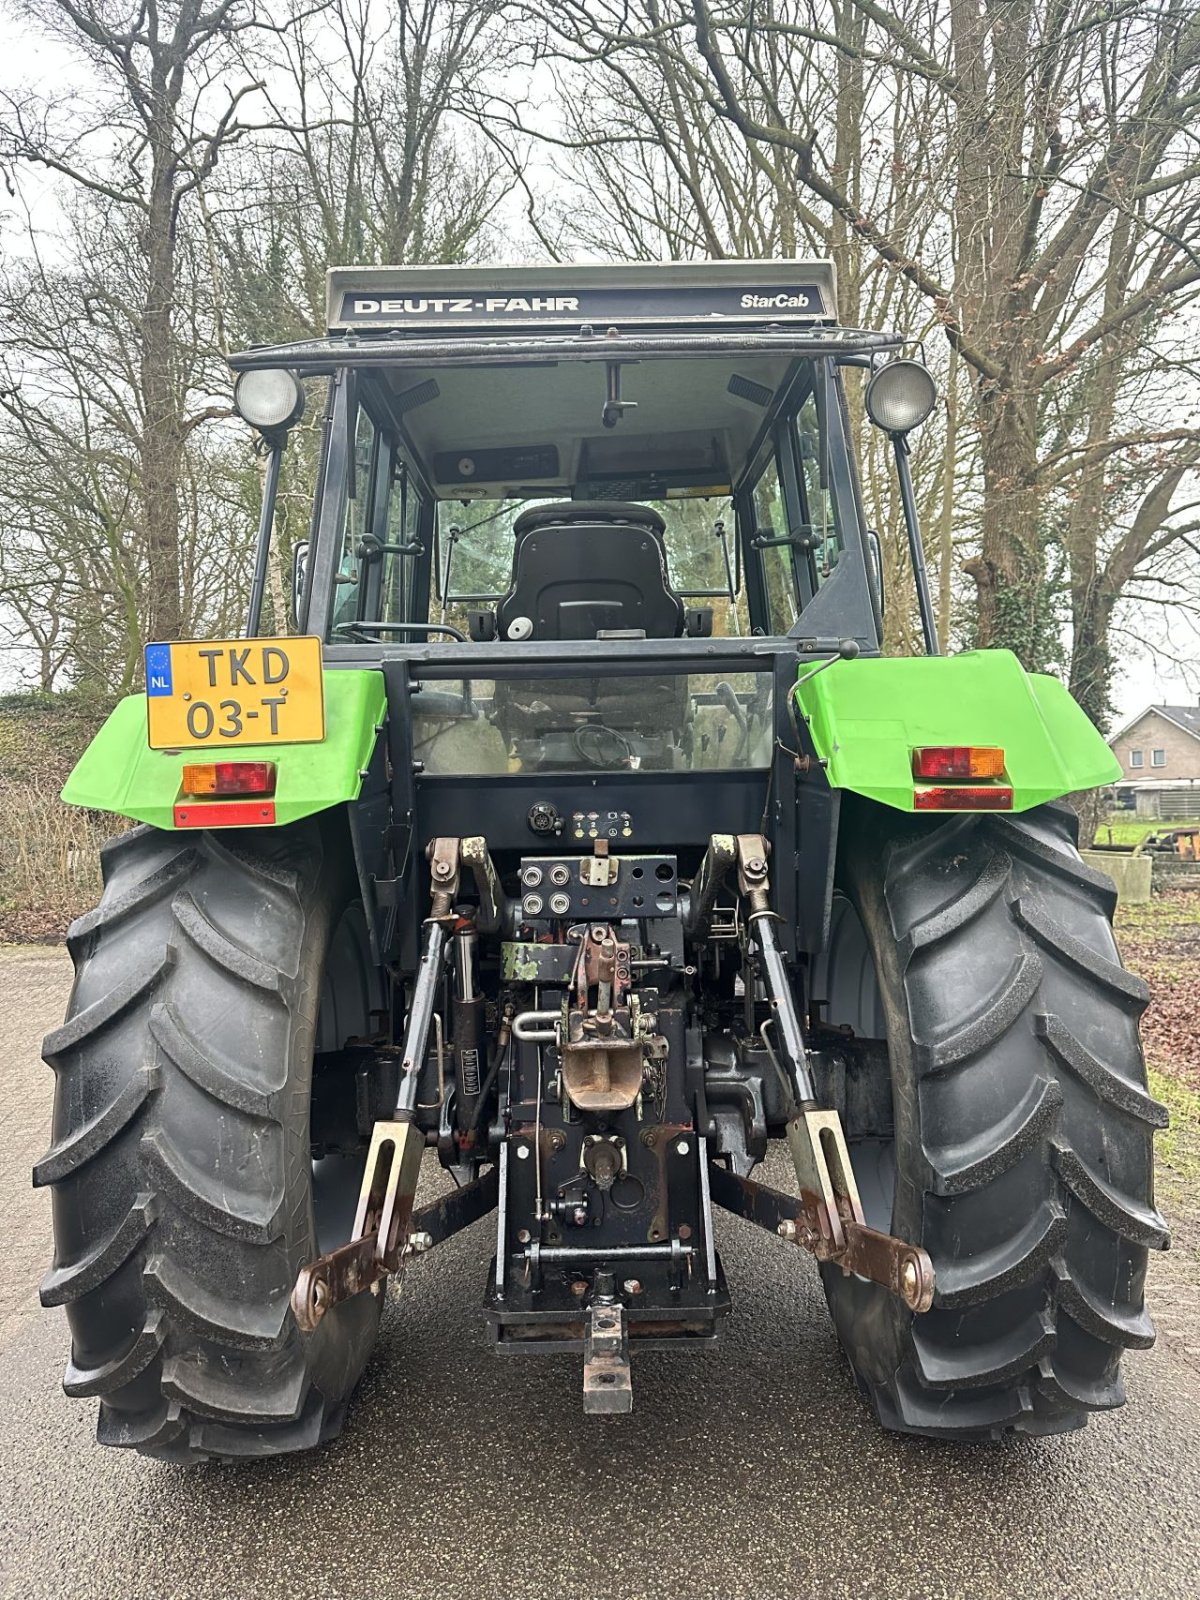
[745,376,849,635]
[750,449,799,634]
[379,450,423,624]
[326,396,429,638]
[328,402,383,637]
[791,389,843,591]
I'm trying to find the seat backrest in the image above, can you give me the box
[512,500,667,538]
[496,512,684,641]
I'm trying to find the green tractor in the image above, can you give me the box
[39,262,1166,1461]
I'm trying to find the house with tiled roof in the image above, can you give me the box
[1108,704,1200,816]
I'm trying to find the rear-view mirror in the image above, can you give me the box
[292,540,310,628]
[867,529,884,616]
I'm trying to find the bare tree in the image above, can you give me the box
[0,2,517,687]
[517,0,1200,722]
[0,194,257,690]
[0,1,272,641]
[687,1,1200,670]
[208,0,514,341]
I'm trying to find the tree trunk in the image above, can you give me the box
[1063,371,1118,733]
[829,0,865,326]
[936,350,959,649]
[140,130,184,645]
[1068,606,1113,733]
[259,450,288,632]
[967,379,1045,663]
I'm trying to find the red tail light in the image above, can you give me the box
[181,761,276,797]
[912,746,1005,780]
[914,785,1013,812]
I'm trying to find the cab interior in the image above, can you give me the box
[321,349,861,648]
[307,347,876,782]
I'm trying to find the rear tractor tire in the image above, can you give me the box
[36,820,384,1462]
[819,801,1168,1439]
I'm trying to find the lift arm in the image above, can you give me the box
[293,838,500,1330]
[718,834,934,1313]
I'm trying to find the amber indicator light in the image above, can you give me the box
[180,761,276,797]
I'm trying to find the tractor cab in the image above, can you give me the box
[229,263,926,839]
[223,266,922,956]
[234,260,908,660]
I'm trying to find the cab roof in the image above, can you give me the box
[324,259,839,336]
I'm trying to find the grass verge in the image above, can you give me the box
[1098,816,1200,848]
[1150,1068,1200,1190]
[0,691,117,941]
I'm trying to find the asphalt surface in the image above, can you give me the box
[3,946,1200,1600]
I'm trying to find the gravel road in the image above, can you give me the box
[3,946,1199,1600]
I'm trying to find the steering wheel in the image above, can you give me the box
[573,723,635,769]
[332,621,467,642]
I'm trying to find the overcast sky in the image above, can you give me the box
[0,10,1194,721]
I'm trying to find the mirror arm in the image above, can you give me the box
[246,435,286,637]
[891,433,938,656]
[602,360,638,429]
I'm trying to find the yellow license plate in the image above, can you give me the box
[144,636,325,750]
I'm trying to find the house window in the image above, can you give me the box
[1152,749,1166,767]
[1130,750,1144,768]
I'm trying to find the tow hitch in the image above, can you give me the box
[294,831,932,1365]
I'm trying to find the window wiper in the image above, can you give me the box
[439,525,462,625]
[438,501,526,614]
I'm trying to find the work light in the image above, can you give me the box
[864,359,937,435]
[233,367,305,434]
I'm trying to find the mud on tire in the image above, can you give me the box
[820,801,1168,1439]
[36,820,383,1462]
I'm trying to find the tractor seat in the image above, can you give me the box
[489,502,685,642]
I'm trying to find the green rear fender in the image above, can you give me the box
[62,669,387,829]
[795,649,1118,813]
